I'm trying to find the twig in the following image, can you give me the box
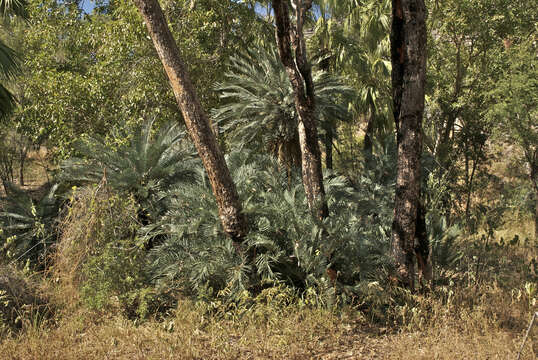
[517,311,537,360]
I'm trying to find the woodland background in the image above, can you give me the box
[0,1,536,358]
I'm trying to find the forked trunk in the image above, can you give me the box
[273,0,328,219]
[390,0,428,289]
[133,0,247,240]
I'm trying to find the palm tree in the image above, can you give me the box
[0,0,26,119]
[212,44,352,171]
[311,0,392,158]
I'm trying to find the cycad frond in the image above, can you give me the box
[0,182,60,265]
[60,118,199,220]
[146,150,393,301]
[212,44,353,167]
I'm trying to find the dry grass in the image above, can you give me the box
[0,295,535,360]
[0,257,536,360]
[1,206,536,359]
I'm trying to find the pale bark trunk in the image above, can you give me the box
[390,0,428,289]
[132,0,247,240]
[273,0,328,219]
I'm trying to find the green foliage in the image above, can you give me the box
[488,36,537,181]
[57,186,169,319]
[0,0,25,120]
[60,118,199,221]
[145,151,393,303]
[80,239,161,319]
[212,44,352,166]
[13,0,262,159]
[0,182,59,266]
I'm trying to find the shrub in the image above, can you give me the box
[55,185,167,318]
[0,182,60,267]
[0,265,50,336]
[60,118,199,222]
[145,151,393,304]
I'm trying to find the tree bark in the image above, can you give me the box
[273,0,328,219]
[325,127,333,170]
[132,0,247,240]
[535,187,538,244]
[390,0,428,289]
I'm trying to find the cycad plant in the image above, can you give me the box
[145,151,392,302]
[0,0,26,119]
[0,182,59,266]
[60,118,199,221]
[212,45,352,169]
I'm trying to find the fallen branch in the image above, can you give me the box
[517,311,537,360]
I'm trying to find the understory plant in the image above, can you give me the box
[55,185,166,318]
[0,182,59,266]
[60,118,199,222]
[145,151,393,304]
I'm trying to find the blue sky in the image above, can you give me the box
[79,1,280,16]
[79,1,318,19]
[80,0,96,13]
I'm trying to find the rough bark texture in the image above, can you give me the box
[390,0,428,289]
[133,0,247,240]
[324,128,333,170]
[273,0,328,219]
[415,201,432,288]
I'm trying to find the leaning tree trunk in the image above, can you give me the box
[132,0,247,240]
[390,0,428,290]
[273,0,328,219]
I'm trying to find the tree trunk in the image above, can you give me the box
[19,160,24,186]
[273,0,328,219]
[132,0,247,240]
[363,112,374,161]
[535,188,538,244]
[390,0,428,289]
[325,127,333,170]
[415,200,432,289]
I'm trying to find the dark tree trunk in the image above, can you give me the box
[325,127,333,170]
[133,0,247,240]
[18,145,28,187]
[273,0,328,219]
[415,200,432,288]
[390,0,428,290]
[19,162,24,186]
[363,112,374,160]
